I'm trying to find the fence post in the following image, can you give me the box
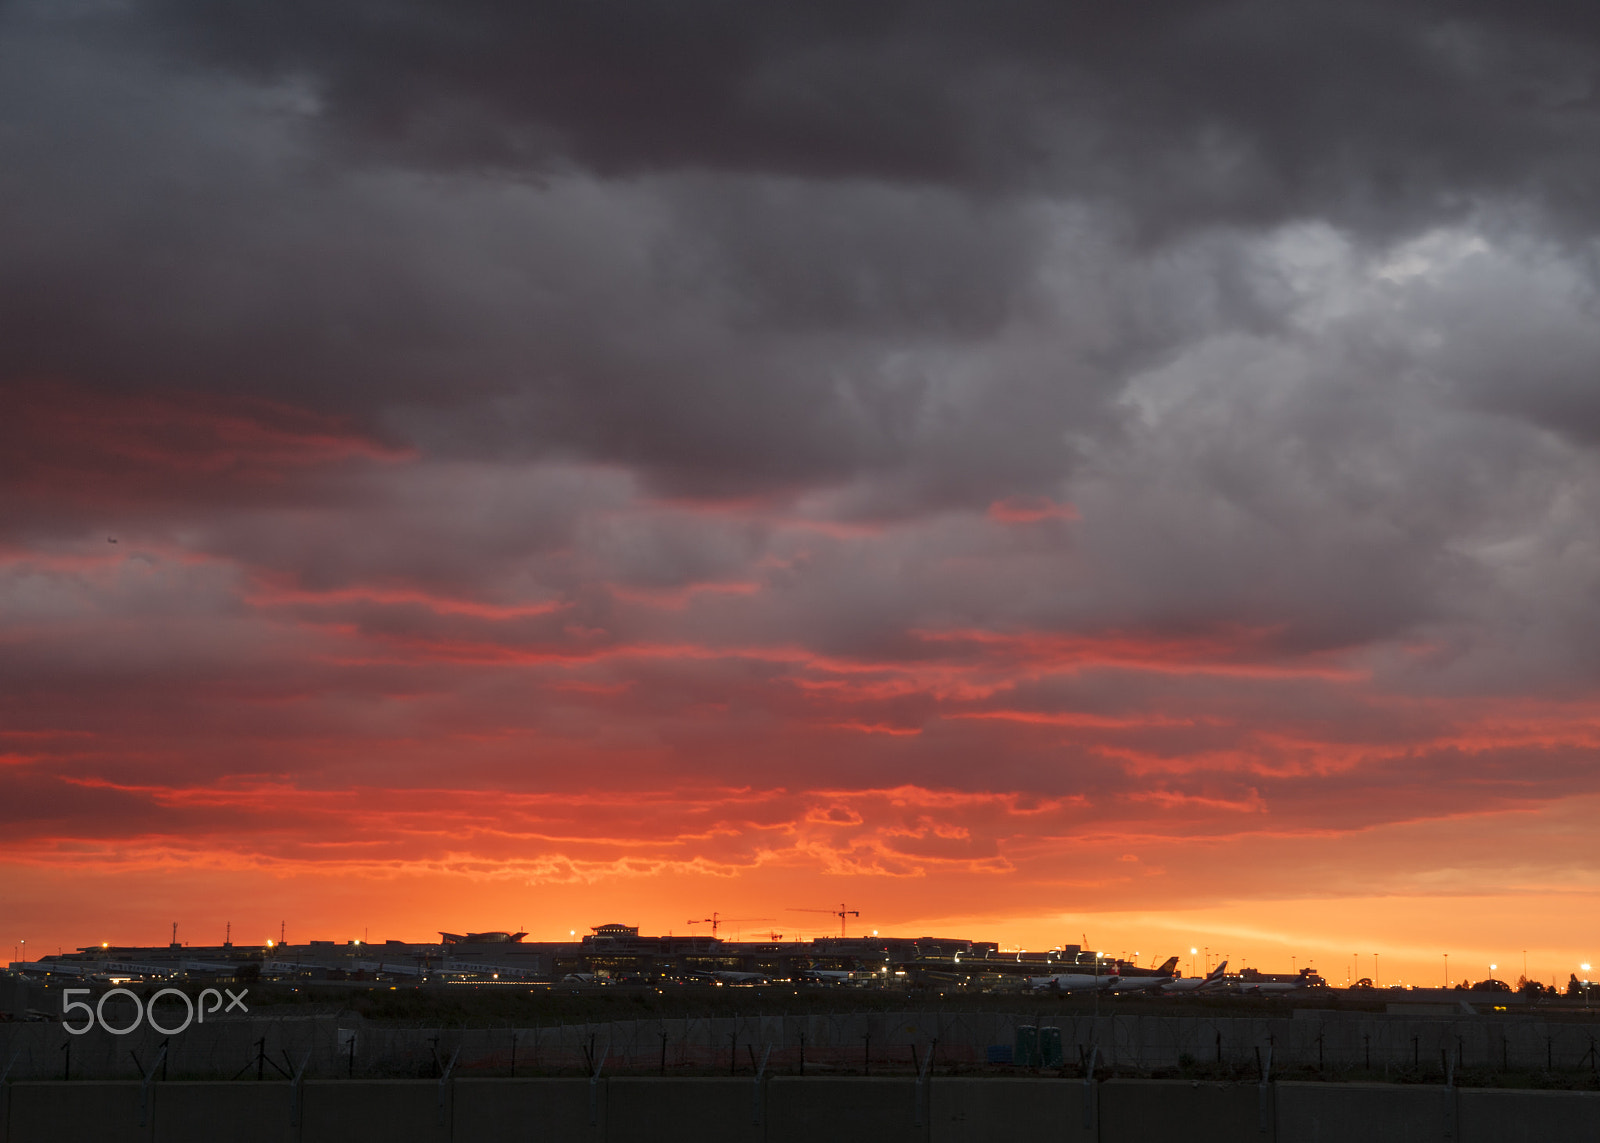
[1256,1043,1273,1136]
[437,1046,459,1128]
[752,1043,771,1125]
[1082,1045,1099,1132]
[588,1042,608,1127]
[913,1039,935,1127]
[134,1042,167,1129]
[288,1050,312,1133]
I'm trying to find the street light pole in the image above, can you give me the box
[1444,953,1449,988]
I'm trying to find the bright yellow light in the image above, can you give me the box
[101,942,108,948]
[1583,964,1592,972]
[1190,947,1198,955]
[1490,964,1496,971]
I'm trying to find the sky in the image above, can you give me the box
[3,0,1600,987]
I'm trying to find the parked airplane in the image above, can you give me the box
[1025,969,1121,992]
[1111,956,1181,992]
[354,960,427,977]
[1231,971,1322,995]
[1159,960,1230,994]
[709,970,770,985]
[798,968,852,982]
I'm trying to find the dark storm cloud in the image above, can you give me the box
[136,0,1600,230]
[9,0,1600,512]
[4,0,1600,778]
[0,5,1107,501]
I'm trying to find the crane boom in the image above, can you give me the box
[788,903,861,938]
[686,912,774,936]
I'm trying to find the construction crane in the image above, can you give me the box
[789,904,861,938]
[687,912,773,937]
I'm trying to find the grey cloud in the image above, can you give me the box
[7,0,1600,689]
[126,1,1600,234]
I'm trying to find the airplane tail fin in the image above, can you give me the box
[1155,956,1179,975]
[1206,959,1228,980]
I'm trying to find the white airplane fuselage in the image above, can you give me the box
[713,971,770,984]
[1027,973,1121,991]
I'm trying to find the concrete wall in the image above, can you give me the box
[1099,1078,1265,1143]
[450,1077,600,1142]
[608,1078,758,1143]
[930,1076,1092,1143]
[1459,1088,1600,1143]
[299,1080,448,1143]
[766,1077,923,1143]
[1276,1082,1450,1143]
[5,1076,1600,1142]
[7,1081,151,1143]
[152,1081,292,1143]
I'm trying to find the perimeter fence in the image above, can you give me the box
[4,1009,1600,1083]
